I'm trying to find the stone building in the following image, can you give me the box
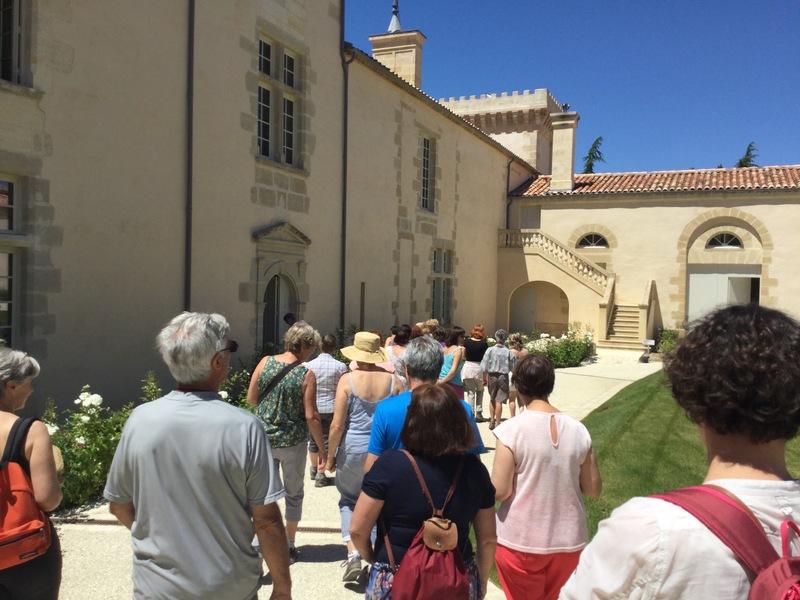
[0,0,797,409]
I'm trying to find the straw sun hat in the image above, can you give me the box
[341,332,388,363]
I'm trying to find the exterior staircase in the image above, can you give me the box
[596,304,644,351]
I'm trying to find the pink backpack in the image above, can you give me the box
[653,485,800,599]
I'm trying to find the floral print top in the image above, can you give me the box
[254,356,309,449]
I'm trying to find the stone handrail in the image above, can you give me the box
[499,229,610,291]
[638,280,658,341]
[598,274,616,340]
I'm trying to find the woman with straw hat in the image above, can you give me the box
[326,332,403,584]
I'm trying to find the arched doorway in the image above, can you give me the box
[263,274,298,348]
[509,281,569,335]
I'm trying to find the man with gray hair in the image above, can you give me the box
[364,335,485,472]
[481,328,517,430]
[104,312,290,600]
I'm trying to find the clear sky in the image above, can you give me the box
[345,1,799,173]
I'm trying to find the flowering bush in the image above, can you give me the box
[43,386,133,509]
[522,323,594,368]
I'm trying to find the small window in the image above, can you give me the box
[283,53,296,88]
[257,87,270,157]
[577,234,608,248]
[707,233,742,249]
[421,137,435,211]
[258,40,271,76]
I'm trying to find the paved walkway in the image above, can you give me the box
[55,350,663,599]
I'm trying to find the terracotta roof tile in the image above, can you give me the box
[514,166,800,197]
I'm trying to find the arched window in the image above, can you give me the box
[577,234,609,248]
[707,233,743,249]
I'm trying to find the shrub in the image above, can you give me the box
[657,328,679,354]
[43,387,133,509]
[524,323,594,368]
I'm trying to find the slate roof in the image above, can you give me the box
[514,165,800,197]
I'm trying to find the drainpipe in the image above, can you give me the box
[339,5,355,331]
[184,0,196,311]
[505,158,513,229]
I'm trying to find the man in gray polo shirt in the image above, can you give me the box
[104,312,290,600]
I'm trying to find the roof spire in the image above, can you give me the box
[388,0,402,33]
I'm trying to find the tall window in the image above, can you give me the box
[257,87,270,157]
[0,0,23,84]
[420,137,435,211]
[257,37,302,167]
[431,248,453,324]
[0,179,17,346]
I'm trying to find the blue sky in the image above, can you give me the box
[345,1,799,173]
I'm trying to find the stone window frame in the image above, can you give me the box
[256,35,303,168]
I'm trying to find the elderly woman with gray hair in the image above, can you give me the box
[248,321,326,563]
[0,348,62,599]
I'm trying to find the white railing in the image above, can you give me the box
[499,229,610,291]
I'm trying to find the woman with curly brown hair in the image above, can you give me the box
[560,304,800,599]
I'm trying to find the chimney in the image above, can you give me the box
[550,112,579,192]
[369,30,426,89]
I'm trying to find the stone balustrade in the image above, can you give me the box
[499,229,610,290]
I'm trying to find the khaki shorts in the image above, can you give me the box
[487,372,509,404]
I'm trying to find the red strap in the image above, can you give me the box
[653,486,778,575]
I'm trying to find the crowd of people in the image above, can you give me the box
[1,304,798,599]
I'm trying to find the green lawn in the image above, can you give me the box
[582,370,800,535]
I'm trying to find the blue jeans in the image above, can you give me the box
[335,450,367,542]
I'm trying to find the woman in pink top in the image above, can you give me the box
[491,355,602,600]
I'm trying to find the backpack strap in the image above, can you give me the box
[652,485,778,575]
[0,417,37,473]
[400,449,464,517]
[382,452,465,571]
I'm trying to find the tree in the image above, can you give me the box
[582,136,605,174]
[735,142,758,168]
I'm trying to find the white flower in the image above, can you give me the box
[80,415,90,423]
[79,392,91,401]
[82,394,103,408]
[45,423,59,435]
[74,436,86,447]
[540,333,549,339]
[74,398,82,405]
[219,391,229,400]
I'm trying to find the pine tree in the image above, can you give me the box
[582,136,605,174]
[735,142,758,168]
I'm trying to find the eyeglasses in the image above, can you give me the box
[218,340,239,355]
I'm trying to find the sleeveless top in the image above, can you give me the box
[439,347,463,386]
[388,346,407,389]
[255,356,309,449]
[341,372,395,455]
